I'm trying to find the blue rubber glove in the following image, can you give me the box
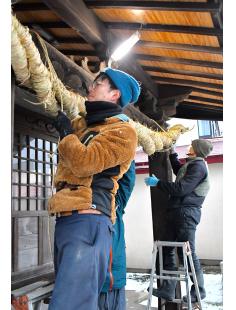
[144,174,160,187]
[115,114,130,122]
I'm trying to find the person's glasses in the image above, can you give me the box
[91,77,104,89]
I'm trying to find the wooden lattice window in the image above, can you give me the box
[12,134,58,212]
[12,114,58,287]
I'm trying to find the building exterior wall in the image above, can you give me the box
[124,162,223,270]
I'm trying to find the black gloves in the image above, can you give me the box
[53,111,74,140]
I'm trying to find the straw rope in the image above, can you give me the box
[11,14,190,155]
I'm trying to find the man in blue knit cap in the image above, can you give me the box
[49,68,140,310]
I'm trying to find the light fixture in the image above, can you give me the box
[108,30,140,67]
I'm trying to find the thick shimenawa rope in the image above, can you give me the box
[11,14,191,155]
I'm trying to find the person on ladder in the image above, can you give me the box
[144,139,213,303]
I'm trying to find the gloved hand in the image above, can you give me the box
[116,113,130,122]
[144,174,160,187]
[53,111,74,140]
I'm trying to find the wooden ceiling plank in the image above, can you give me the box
[153,76,222,89]
[190,87,222,97]
[41,0,159,98]
[136,54,222,68]
[138,40,222,54]
[105,22,223,37]
[51,38,223,54]
[187,101,223,108]
[23,21,222,37]
[142,65,222,80]
[191,91,222,100]
[188,95,223,105]
[85,1,220,13]
[150,72,222,85]
[57,49,223,70]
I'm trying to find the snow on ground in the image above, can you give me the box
[126,272,223,309]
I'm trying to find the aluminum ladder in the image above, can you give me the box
[147,240,202,310]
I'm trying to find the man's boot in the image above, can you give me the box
[151,279,177,301]
[183,270,206,303]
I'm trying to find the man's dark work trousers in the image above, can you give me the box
[49,212,113,310]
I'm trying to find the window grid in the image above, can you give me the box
[12,134,58,212]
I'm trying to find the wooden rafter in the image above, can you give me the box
[189,87,223,97]
[180,101,223,111]
[188,95,223,105]
[52,49,223,69]
[142,66,223,80]
[135,54,222,69]
[137,41,222,54]
[153,77,222,89]
[38,37,223,55]
[105,22,223,37]
[85,1,221,12]
[13,1,222,13]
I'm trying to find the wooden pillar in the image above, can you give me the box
[11,73,15,150]
[148,152,179,310]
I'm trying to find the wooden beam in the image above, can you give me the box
[105,22,223,37]
[42,0,159,98]
[24,21,70,28]
[55,37,87,44]
[209,0,223,47]
[142,66,223,80]
[12,2,49,11]
[24,20,223,37]
[137,54,223,69]
[179,101,223,111]
[57,49,223,69]
[58,49,98,57]
[85,1,220,12]
[188,95,223,105]
[175,105,222,121]
[137,41,222,54]
[51,37,223,55]
[152,76,223,89]
[158,84,192,103]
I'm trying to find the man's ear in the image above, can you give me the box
[110,89,121,102]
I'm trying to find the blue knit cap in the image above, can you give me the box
[103,67,141,107]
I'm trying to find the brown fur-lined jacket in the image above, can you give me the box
[48,114,137,223]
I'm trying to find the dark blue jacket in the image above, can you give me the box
[157,153,208,209]
[101,160,136,292]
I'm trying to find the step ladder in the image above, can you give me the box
[147,240,202,310]
[11,280,54,310]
